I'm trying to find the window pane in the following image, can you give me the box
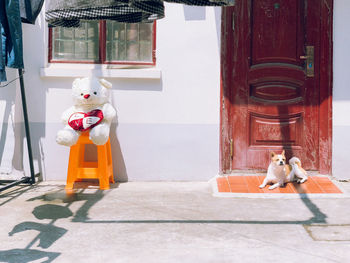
[106,22,126,61]
[106,21,153,63]
[52,21,99,61]
[126,24,139,61]
[140,42,152,61]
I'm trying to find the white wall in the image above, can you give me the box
[333,0,350,180]
[17,4,222,181]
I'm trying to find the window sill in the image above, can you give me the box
[40,64,161,79]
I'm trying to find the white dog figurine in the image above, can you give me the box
[56,77,116,146]
[259,151,308,190]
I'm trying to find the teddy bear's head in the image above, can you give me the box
[71,77,112,106]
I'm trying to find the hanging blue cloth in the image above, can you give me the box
[0,0,24,82]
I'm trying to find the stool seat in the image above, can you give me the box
[66,132,114,190]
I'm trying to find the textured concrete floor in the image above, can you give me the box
[0,180,350,263]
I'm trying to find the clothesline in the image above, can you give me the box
[0,70,25,88]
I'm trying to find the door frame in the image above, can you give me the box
[220,0,333,174]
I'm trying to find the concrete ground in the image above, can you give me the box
[1,179,350,263]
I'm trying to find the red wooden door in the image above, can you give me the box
[222,0,323,171]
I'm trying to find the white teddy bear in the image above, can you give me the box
[56,77,117,146]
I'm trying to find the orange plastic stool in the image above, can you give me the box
[66,132,114,190]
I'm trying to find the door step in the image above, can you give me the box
[212,175,343,196]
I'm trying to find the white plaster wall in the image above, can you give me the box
[333,0,350,180]
[18,4,222,181]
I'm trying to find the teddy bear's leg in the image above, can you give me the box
[89,123,110,145]
[56,126,80,146]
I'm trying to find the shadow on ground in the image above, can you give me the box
[0,183,329,263]
[0,194,78,262]
[0,249,60,263]
[27,186,327,225]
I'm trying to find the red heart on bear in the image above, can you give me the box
[68,109,104,131]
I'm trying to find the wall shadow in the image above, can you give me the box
[110,123,128,182]
[112,78,162,91]
[214,7,222,53]
[0,91,13,170]
[19,22,48,182]
[0,69,45,182]
[0,70,20,176]
[183,6,206,21]
[277,105,293,160]
[110,93,128,182]
[0,71,46,183]
[50,77,163,92]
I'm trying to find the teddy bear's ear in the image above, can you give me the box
[72,78,81,89]
[99,79,112,89]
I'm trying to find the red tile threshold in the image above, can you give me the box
[217,176,342,194]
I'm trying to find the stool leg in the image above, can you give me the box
[107,139,112,165]
[97,144,110,190]
[75,144,85,182]
[106,139,114,184]
[66,143,81,190]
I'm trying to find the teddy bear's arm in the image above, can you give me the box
[102,103,117,122]
[61,106,76,124]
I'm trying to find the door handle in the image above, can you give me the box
[300,46,314,77]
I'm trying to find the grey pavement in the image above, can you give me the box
[0,180,350,263]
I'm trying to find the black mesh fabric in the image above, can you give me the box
[46,0,235,27]
[46,0,164,27]
[20,0,45,24]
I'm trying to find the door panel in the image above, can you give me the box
[251,0,303,65]
[249,113,302,147]
[225,0,321,170]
